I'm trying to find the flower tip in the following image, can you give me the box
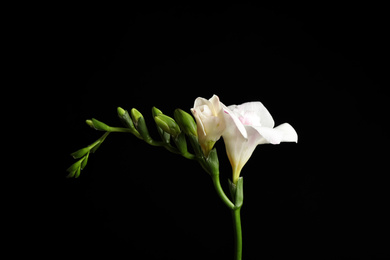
[117,107,126,117]
[190,108,196,115]
[86,119,94,129]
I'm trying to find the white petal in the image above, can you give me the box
[222,125,260,178]
[222,103,247,139]
[209,94,221,115]
[274,123,298,143]
[234,102,275,128]
[251,123,298,145]
[193,97,211,109]
[191,108,206,136]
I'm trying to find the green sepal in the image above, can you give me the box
[205,148,219,176]
[136,117,154,144]
[228,177,244,209]
[173,132,188,154]
[174,109,197,137]
[187,135,200,155]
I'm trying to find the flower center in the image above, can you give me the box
[199,105,213,116]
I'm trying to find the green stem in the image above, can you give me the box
[108,126,134,133]
[232,208,242,260]
[210,174,243,260]
[211,174,235,210]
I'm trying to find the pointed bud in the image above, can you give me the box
[86,119,94,129]
[66,159,82,178]
[87,118,111,132]
[80,152,89,170]
[118,107,135,129]
[131,108,143,127]
[154,114,181,137]
[174,109,197,137]
[117,107,126,117]
[117,107,142,139]
[152,107,170,143]
[71,147,90,159]
[151,106,163,117]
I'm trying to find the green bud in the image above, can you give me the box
[154,114,181,137]
[86,119,94,128]
[74,165,81,178]
[151,106,163,117]
[174,109,197,137]
[136,116,154,143]
[70,147,90,159]
[117,107,126,117]
[117,107,142,139]
[152,107,170,143]
[80,152,89,170]
[88,118,111,132]
[66,159,83,178]
[66,159,81,174]
[118,107,135,128]
[131,108,143,127]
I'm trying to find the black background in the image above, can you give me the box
[52,3,389,259]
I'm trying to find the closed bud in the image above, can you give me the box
[151,106,163,117]
[89,118,111,132]
[118,107,135,129]
[117,107,126,117]
[86,119,94,129]
[174,109,197,137]
[152,107,170,143]
[71,147,90,159]
[131,108,143,127]
[154,114,181,137]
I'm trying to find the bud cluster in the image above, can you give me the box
[68,105,220,178]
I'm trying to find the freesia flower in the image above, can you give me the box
[222,101,298,184]
[191,95,226,157]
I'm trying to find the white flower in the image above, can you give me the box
[222,101,298,184]
[191,95,226,157]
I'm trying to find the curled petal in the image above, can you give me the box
[209,95,222,115]
[252,123,298,145]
